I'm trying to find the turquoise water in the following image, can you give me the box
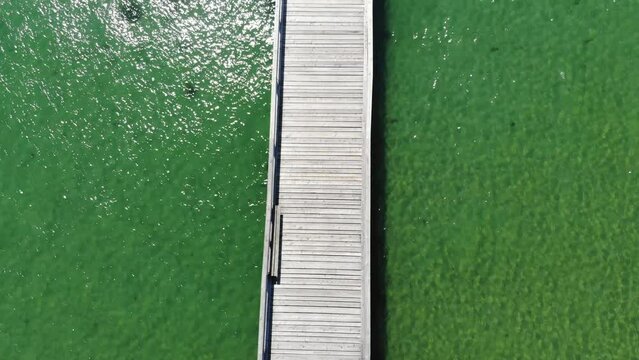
[379,0,639,358]
[0,1,272,358]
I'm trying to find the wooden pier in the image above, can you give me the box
[257,0,372,358]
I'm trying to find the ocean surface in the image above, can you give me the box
[379,0,639,358]
[3,0,639,359]
[0,0,272,358]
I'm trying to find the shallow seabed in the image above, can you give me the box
[381,0,639,358]
[0,0,272,358]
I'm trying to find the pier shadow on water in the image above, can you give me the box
[371,0,388,358]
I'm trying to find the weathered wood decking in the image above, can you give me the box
[257,0,372,358]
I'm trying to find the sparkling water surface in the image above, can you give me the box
[1,1,272,358]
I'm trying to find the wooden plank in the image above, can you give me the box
[270,206,282,279]
[283,214,362,222]
[282,245,362,253]
[288,0,363,4]
[271,355,359,360]
[271,340,362,352]
[279,270,363,278]
[271,335,362,344]
[279,277,363,287]
[279,261,362,271]
[273,300,361,309]
[258,0,371,358]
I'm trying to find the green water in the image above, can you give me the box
[3,0,639,358]
[379,0,639,358]
[0,0,272,358]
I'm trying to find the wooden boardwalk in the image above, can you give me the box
[257,0,372,359]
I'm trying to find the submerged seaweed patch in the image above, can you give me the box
[184,81,197,98]
[119,0,143,23]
